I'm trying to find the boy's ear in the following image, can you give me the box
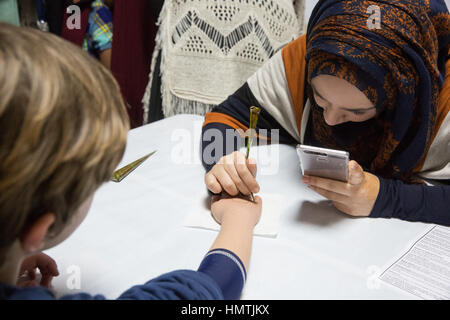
[20,213,55,253]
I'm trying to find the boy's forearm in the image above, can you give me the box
[196,217,254,300]
[209,217,254,270]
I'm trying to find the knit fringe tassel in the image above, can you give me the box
[294,0,306,34]
[168,94,215,117]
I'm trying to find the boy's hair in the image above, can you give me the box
[0,23,129,261]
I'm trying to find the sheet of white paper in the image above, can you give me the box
[379,225,450,300]
[184,193,283,238]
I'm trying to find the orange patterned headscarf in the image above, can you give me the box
[305,0,450,180]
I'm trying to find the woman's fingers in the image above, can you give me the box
[334,202,354,215]
[215,166,240,196]
[303,175,352,196]
[303,161,366,196]
[309,185,348,204]
[224,157,252,195]
[234,154,259,194]
[247,158,258,177]
[348,160,365,185]
[207,152,260,197]
[303,160,379,217]
[205,172,222,194]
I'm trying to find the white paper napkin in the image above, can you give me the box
[184,193,283,238]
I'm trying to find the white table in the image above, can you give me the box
[46,114,432,299]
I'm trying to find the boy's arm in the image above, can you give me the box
[117,196,262,301]
[207,195,261,270]
[196,195,262,300]
[54,198,261,301]
[207,214,254,271]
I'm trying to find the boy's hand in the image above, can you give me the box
[211,194,262,227]
[205,151,260,197]
[302,160,380,217]
[17,253,59,288]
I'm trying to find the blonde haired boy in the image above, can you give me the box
[0,23,261,300]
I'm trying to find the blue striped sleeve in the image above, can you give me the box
[117,270,223,300]
[2,271,224,300]
[197,249,247,300]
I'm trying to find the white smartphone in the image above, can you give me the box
[296,145,349,182]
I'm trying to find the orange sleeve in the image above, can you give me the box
[434,59,450,140]
[414,59,450,172]
[281,34,308,135]
[203,35,307,141]
[203,112,248,131]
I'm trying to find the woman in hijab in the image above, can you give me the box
[201,0,450,225]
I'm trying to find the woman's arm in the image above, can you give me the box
[201,47,305,172]
[201,82,298,172]
[201,38,307,196]
[370,178,450,226]
[201,79,298,197]
[303,160,450,226]
[197,195,262,300]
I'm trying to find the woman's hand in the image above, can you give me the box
[205,151,260,197]
[302,160,380,216]
[17,253,59,288]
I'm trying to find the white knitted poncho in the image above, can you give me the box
[143,0,306,122]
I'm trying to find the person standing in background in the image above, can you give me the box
[82,0,114,69]
[143,0,306,123]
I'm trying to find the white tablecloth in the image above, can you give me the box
[46,114,433,299]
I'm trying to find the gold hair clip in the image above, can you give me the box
[246,106,261,202]
[112,151,157,182]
